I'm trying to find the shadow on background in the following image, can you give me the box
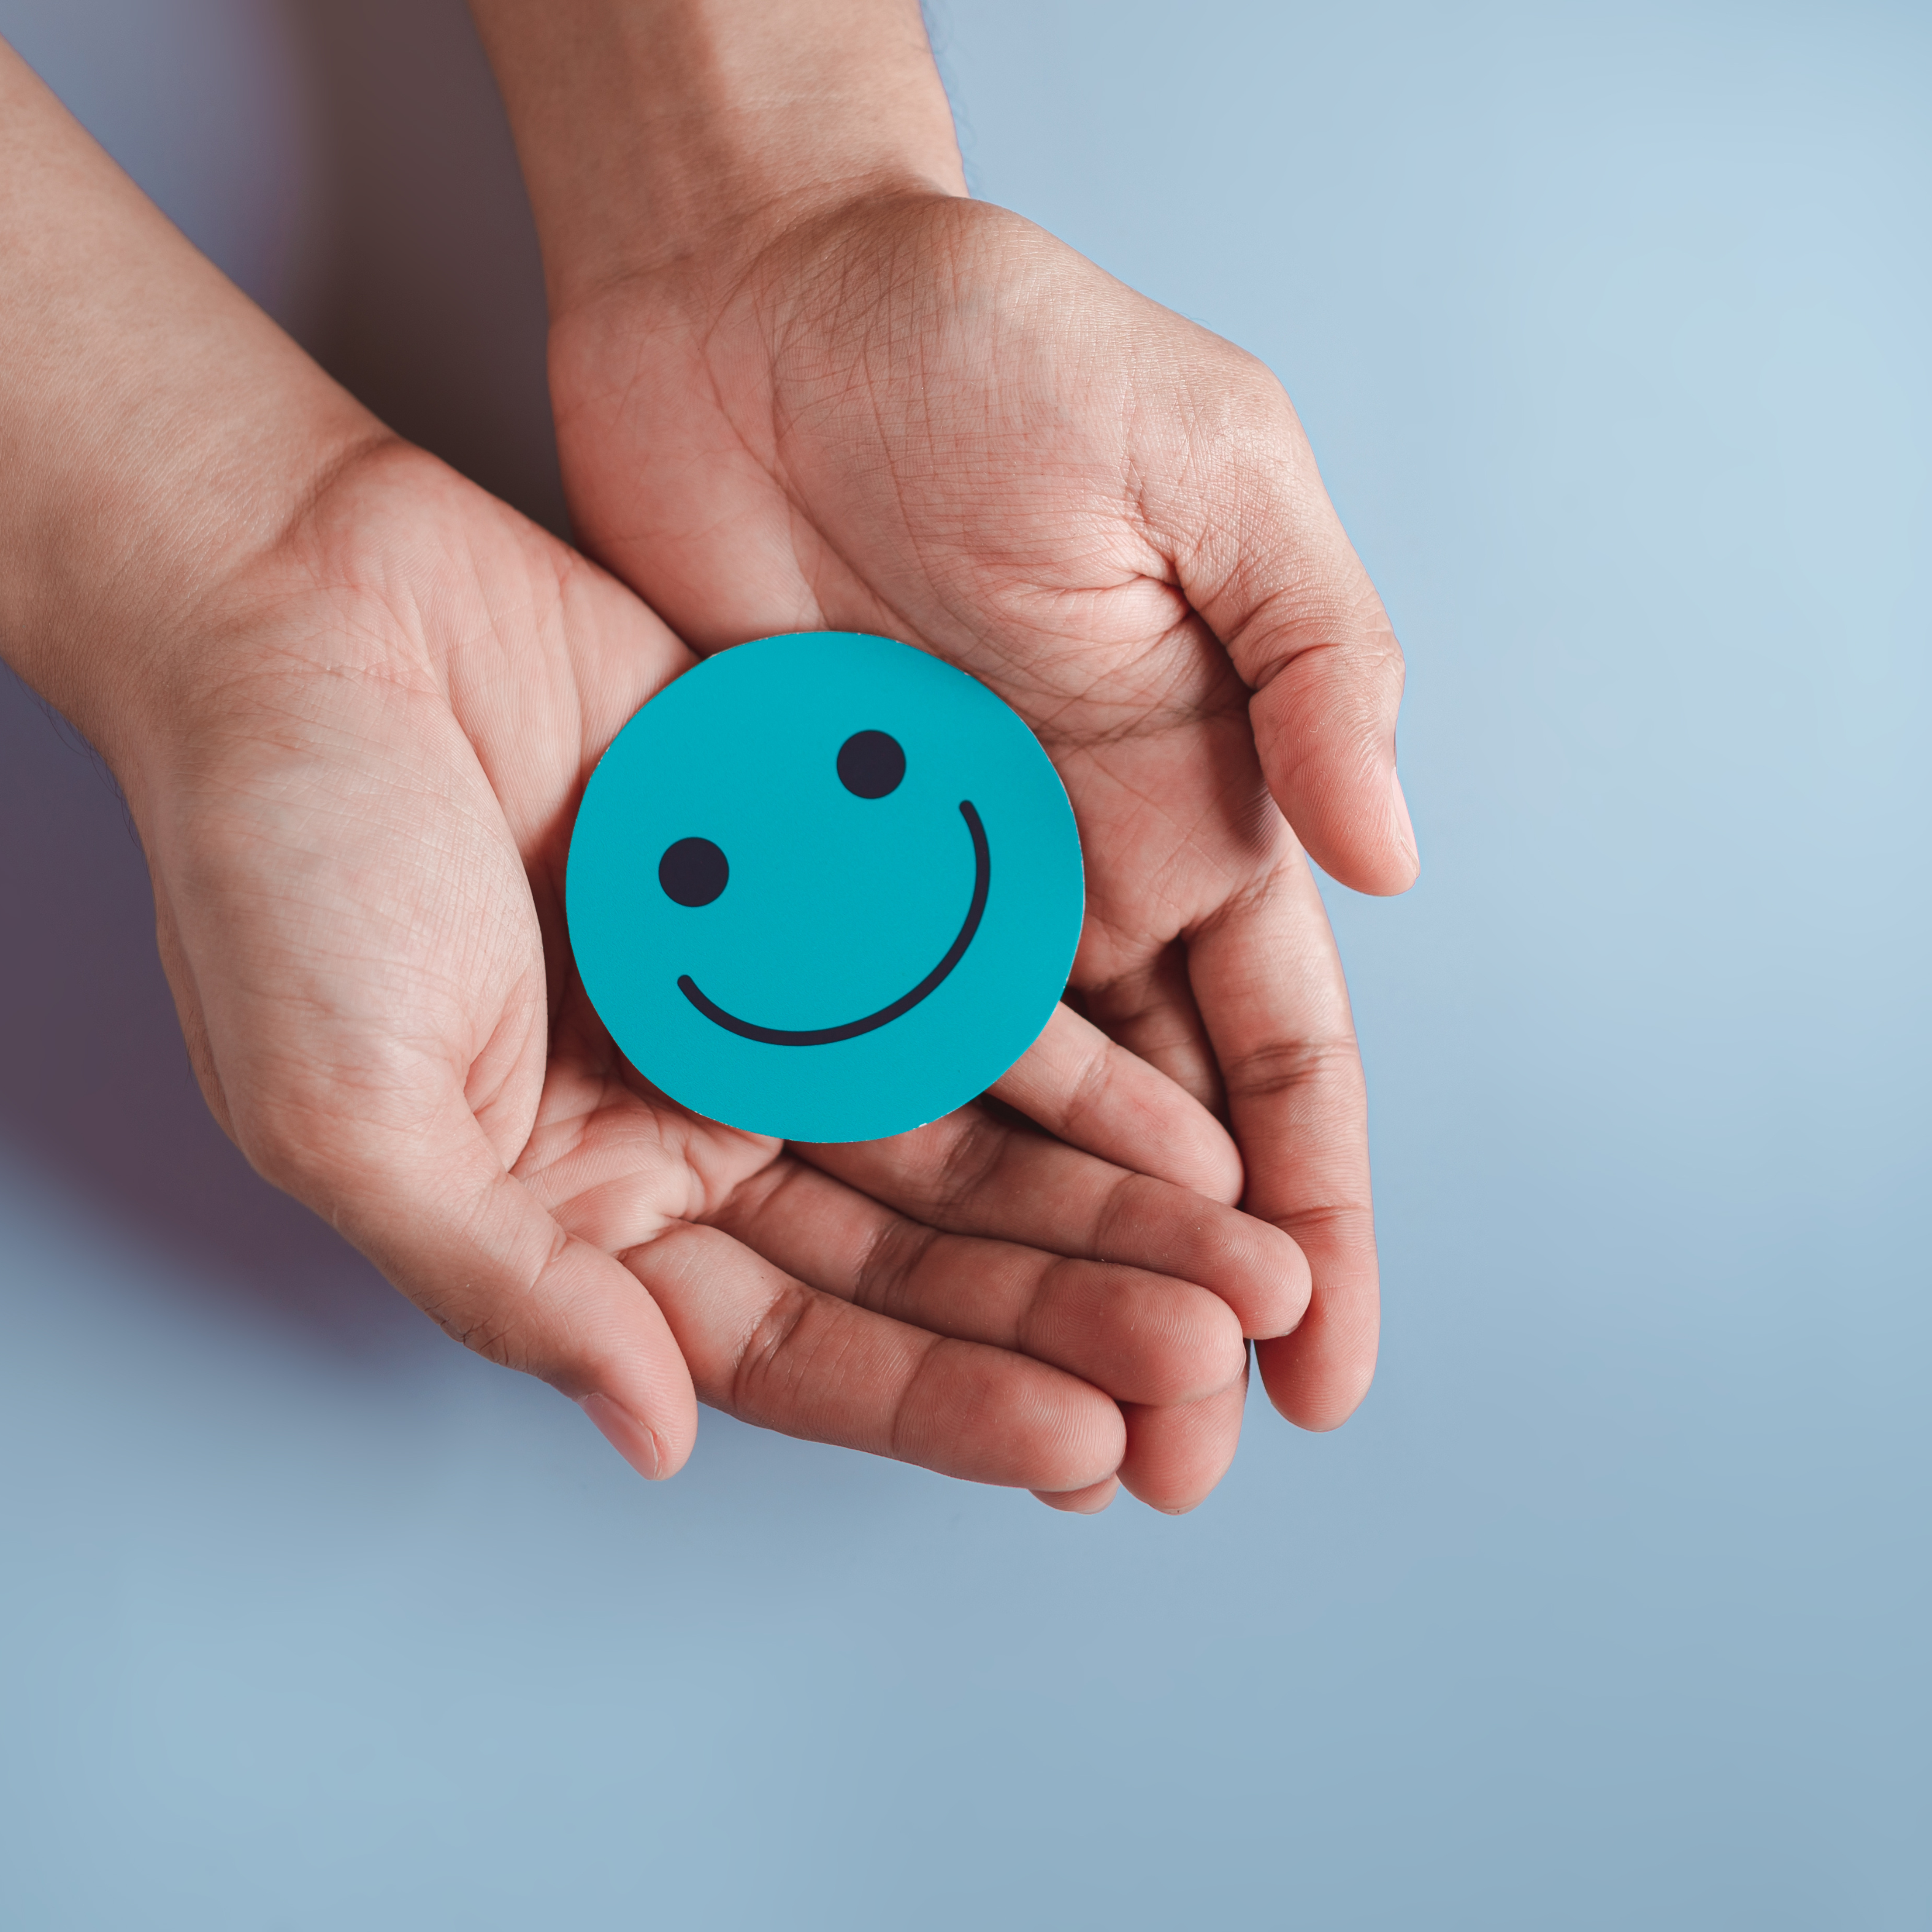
[0,677,424,1359]
[288,0,568,537]
[0,0,567,1354]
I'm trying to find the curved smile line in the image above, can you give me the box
[678,800,991,1047]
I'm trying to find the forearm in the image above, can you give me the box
[0,40,378,780]
[466,0,965,308]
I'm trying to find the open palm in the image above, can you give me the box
[546,194,1416,1464]
[142,439,1297,1508]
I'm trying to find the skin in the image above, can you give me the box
[469,0,1419,1489]
[0,40,1314,1511]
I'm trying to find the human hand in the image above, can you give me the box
[472,1,1417,1489]
[0,39,1302,1506]
[138,443,1301,1503]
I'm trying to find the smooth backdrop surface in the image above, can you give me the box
[1,2,1926,1926]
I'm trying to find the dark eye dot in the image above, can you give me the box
[659,836,729,908]
[837,729,905,799]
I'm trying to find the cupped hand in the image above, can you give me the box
[544,192,1416,1468]
[134,438,1294,1505]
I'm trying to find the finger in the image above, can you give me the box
[713,1156,1244,1406]
[621,1219,1126,1490]
[803,1107,1311,1341]
[1117,1367,1251,1514]
[253,1075,700,1480]
[991,997,1240,1204]
[1159,359,1417,896]
[1186,844,1378,1430]
[1071,940,1227,1123]
[500,1001,1127,1482]
[1032,1476,1119,1514]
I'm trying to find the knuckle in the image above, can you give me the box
[850,1217,940,1322]
[410,1284,520,1370]
[1222,1034,1364,1110]
[1059,1033,1121,1140]
[728,1282,819,1417]
[930,1111,1010,1217]
[451,1309,521,1370]
[1090,1170,1152,1265]
[884,1335,948,1468]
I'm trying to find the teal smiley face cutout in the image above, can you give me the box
[565,632,1086,1143]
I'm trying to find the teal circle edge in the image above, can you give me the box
[565,633,1086,1143]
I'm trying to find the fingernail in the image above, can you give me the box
[578,1392,662,1480]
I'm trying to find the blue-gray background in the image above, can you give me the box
[1,2,1925,1925]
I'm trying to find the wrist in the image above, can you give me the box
[0,40,391,800]
[468,0,966,315]
[2,365,386,806]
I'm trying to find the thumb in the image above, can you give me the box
[249,1076,700,1480]
[1165,359,1418,895]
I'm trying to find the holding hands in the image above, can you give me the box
[0,0,1411,1511]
